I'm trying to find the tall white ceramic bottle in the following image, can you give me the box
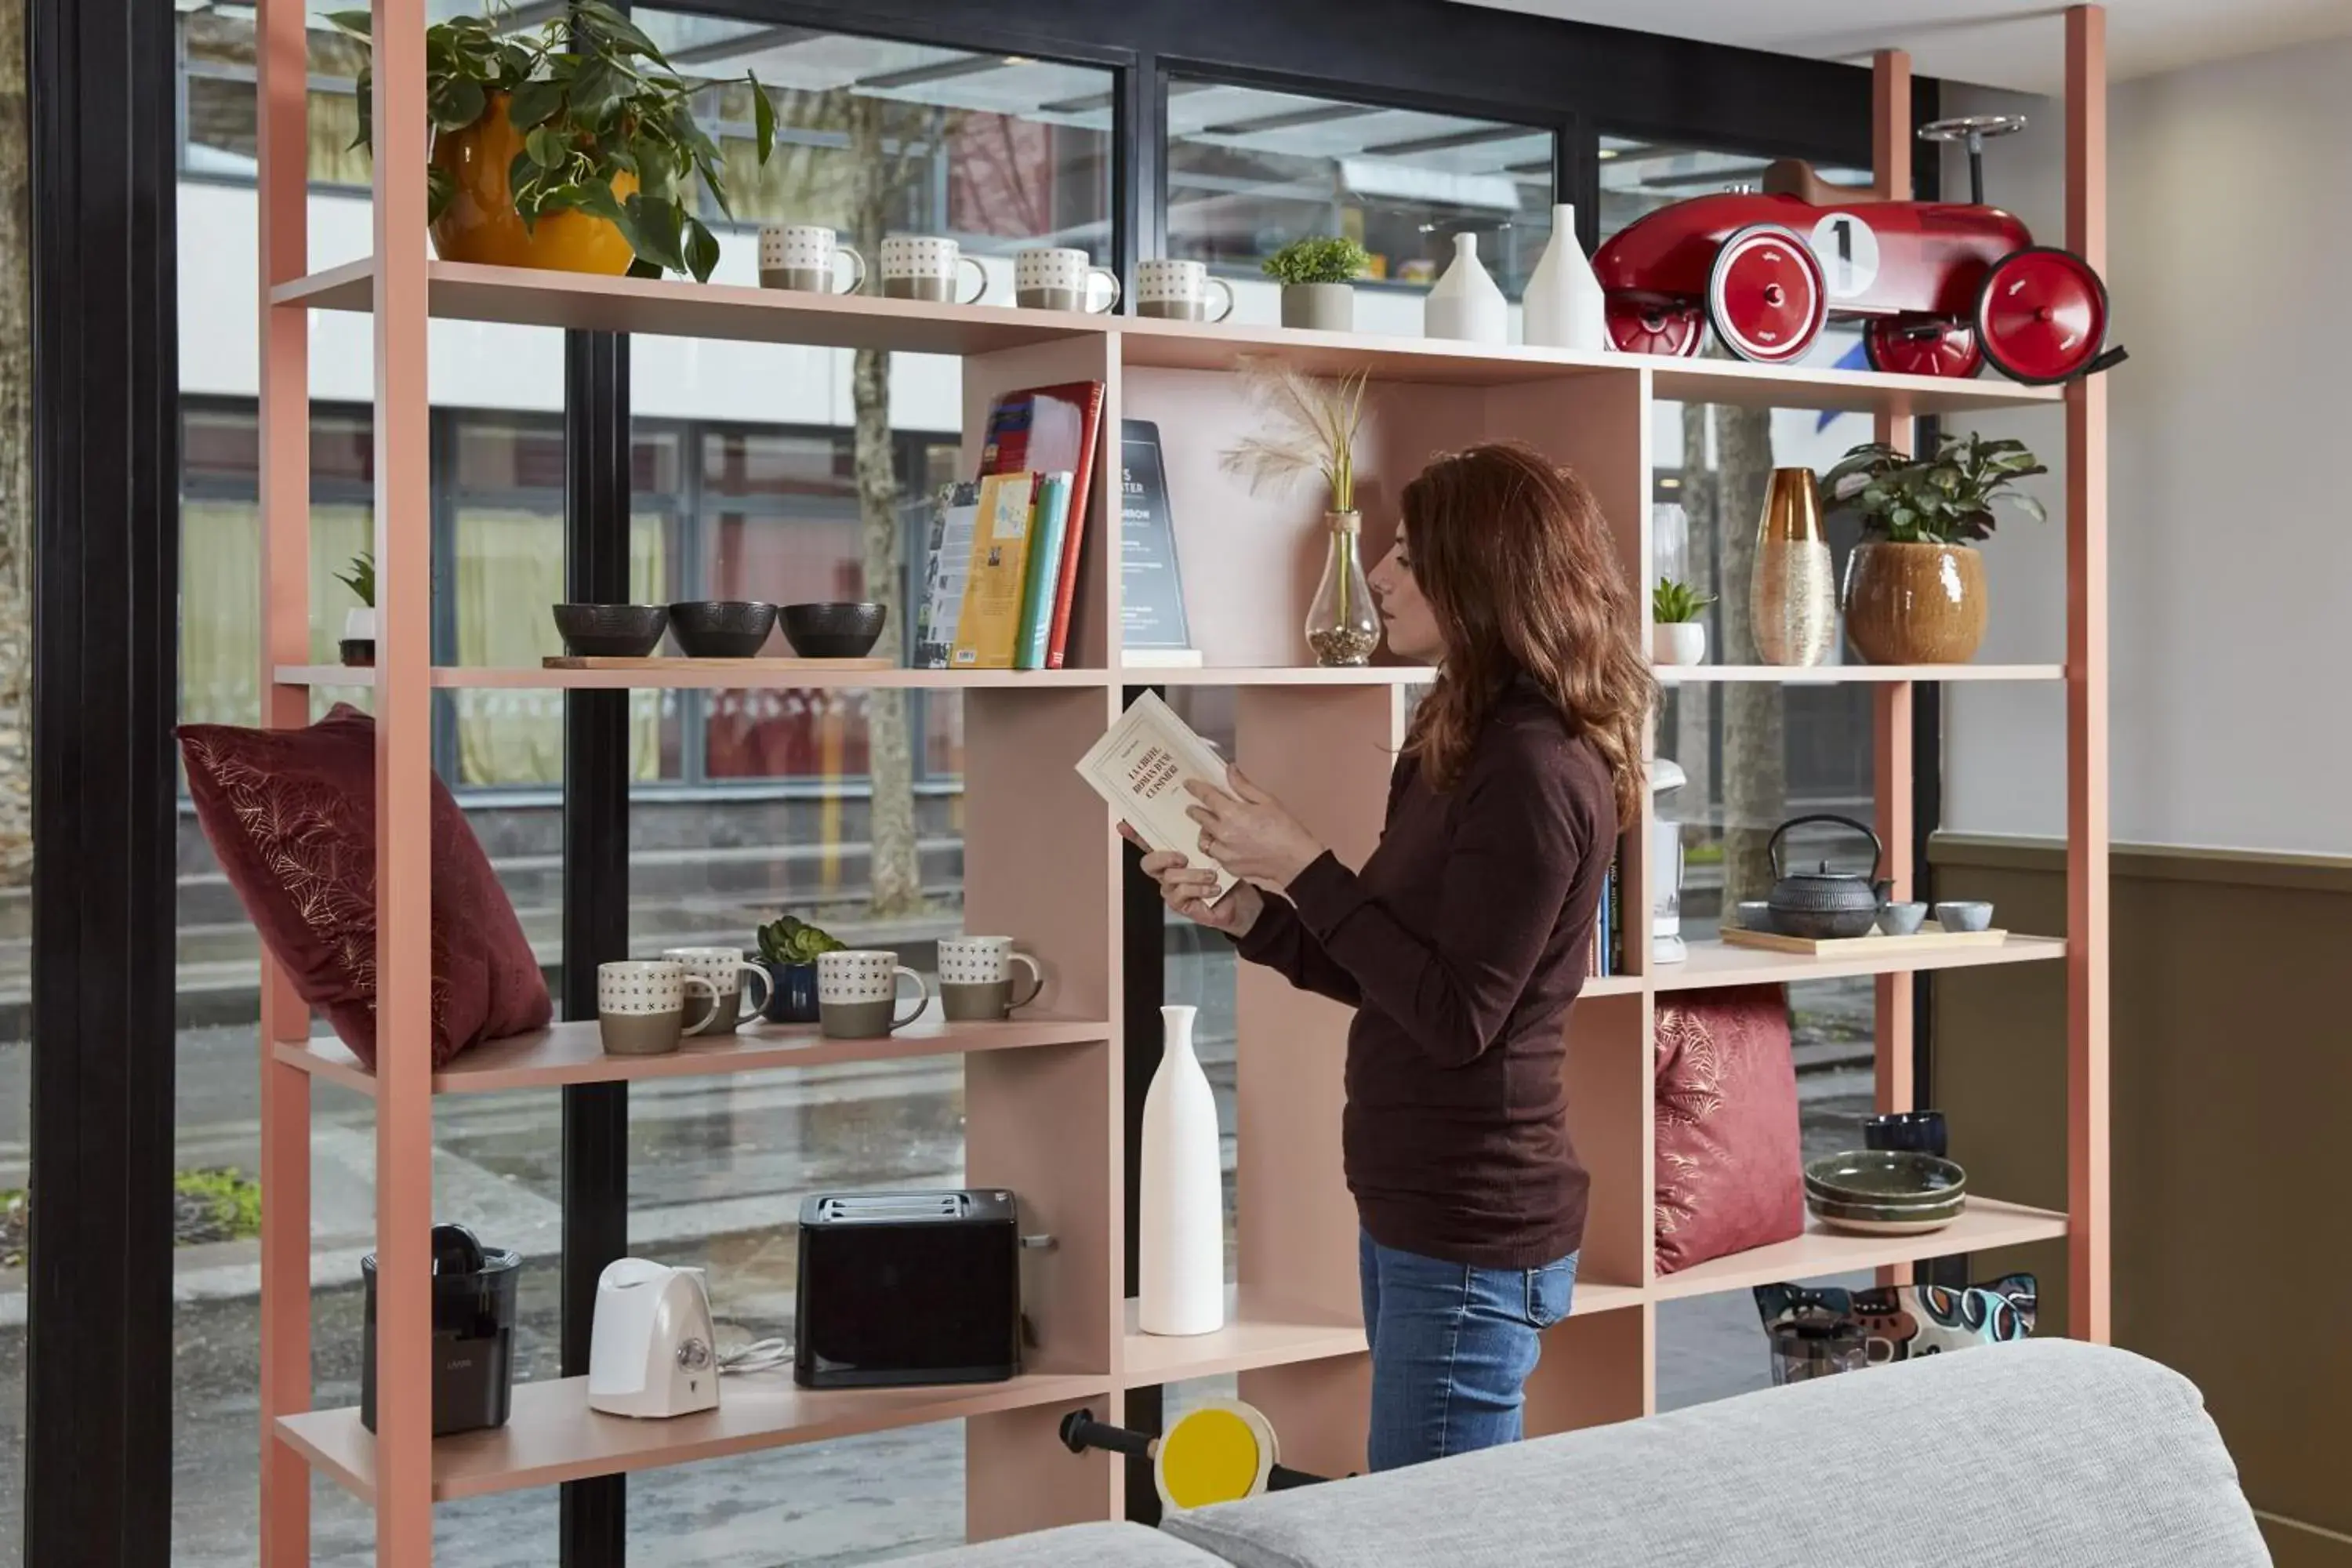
[1424,231,1508,344]
[1137,1004,1225,1335]
[1522,202,1609,351]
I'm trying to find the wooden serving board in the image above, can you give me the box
[1719,921,2008,956]
[544,655,895,672]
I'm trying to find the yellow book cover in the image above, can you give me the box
[949,471,1038,669]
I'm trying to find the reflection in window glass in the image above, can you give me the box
[1167,80,1553,321]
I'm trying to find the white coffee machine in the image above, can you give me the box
[1652,757,1689,964]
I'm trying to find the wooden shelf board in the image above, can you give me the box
[1650,1198,2068,1301]
[1567,1279,1648,1317]
[276,1369,1109,1504]
[1116,314,1632,385]
[274,1011,1111,1095]
[1120,1288,1366,1385]
[274,663,1106,691]
[1134,665,1432,687]
[1650,354,2063,415]
[1653,934,2063,991]
[1581,975,1644,997]
[1654,663,2064,684]
[271,257,1106,357]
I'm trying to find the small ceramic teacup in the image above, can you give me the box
[1864,1109,1949,1158]
[1134,257,1236,322]
[817,949,931,1039]
[597,960,720,1058]
[758,224,866,295]
[1733,900,1775,933]
[937,935,1045,1022]
[660,946,774,1035]
[1876,901,1929,936]
[880,234,989,303]
[1933,900,1994,933]
[1014,246,1120,314]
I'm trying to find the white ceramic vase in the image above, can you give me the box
[1424,232,1507,344]
[1652,622,1707,666]
[1522,203,1608,351]
[1138,1004,1224,1336]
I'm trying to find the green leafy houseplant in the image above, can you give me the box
[336,550,376,608]
[1820,432,2048,545]
[1261,236,1370,286]
[1652,577,1713,624]
[757,914,845,967]
[328,1,776,281]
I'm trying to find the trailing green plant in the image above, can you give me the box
[1261,236,1370,287]
[1652,577,1714,624]
[327,1,776,281]
[1820,431,2048,546]
[336,550,376,608]
[757,913,845,966]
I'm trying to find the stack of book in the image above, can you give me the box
[1587,852,1626,978]
[914,382,1105,671]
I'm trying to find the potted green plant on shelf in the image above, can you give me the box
[756,913,844,1024]
[336,550,376,667]
[1221,361,1375,666]
[1820,432,2047,665]
[1650,577,1714,666]
[328,1,776,281]
[1264,236,1370,332]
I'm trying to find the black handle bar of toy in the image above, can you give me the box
[1266,1464,1325,1490]
[1060,1409,1154,1460]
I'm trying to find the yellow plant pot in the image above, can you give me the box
[429,92,641,275]
[1842,540,1987,665]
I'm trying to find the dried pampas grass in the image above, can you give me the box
[1218,358,1370,514]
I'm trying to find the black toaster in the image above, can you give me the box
[793,1189,1022,1388]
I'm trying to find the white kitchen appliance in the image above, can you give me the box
[586,1258,720,1419]
[1652,757,1690,964]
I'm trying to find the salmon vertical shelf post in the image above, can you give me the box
[2064,2,2113,1346]
[372,0,439,1559]
[255,0,314,1559]
[1869,47,1918,1291]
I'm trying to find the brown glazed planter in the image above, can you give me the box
[1843,540,1987,664]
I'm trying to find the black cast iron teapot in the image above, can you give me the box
[1765,814,1892,939]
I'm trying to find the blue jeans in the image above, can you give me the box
[1358,1230,1577,1472]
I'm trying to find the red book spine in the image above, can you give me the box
[1043,383,1105,669]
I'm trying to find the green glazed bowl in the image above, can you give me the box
[1803,1149,1967,1207]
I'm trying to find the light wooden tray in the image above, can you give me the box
[1719,921,2008,956]
[543,655,895,672]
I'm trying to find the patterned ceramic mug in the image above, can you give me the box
[816,949,931,1039]
[597,960,720,1057]
[1015,246,1120,314]
[880,234,989,304]
[757,225,866,295]
[1135,258,1236,322]
[660,946,774,1035]
[937,936,1045,1022]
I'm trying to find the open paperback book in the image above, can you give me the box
[1073,691,1239,901]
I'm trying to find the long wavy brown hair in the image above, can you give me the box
[1398,443,1653,820]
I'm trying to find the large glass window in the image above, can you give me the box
[1166,82,1554,326]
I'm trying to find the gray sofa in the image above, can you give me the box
[902,1340,2270,1567]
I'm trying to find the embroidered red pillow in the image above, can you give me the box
[1654,983,1805,1274]
[178,704,550,1069]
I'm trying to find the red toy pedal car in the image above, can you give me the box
[1592,115,2125,383]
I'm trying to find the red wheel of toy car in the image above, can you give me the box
[1864,317,1984,379]
[1706,224,1825,365]
[1974,245,2108,384]
[1605,295,1704,357]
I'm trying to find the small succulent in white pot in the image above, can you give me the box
[336,551,377,650]
[1650,577,1713,666]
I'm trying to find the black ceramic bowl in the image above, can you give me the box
[668,601,778,659]
[553,603,669,659]
[782,601,887,659]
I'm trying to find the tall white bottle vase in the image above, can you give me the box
[1137,1004,1225,1335]
[1522,203,1608,351]
[1423,232,1508,344]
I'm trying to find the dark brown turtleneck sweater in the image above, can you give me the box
[1234,680,1615,1269]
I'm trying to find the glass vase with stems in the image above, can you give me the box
[1218,361,1376,666]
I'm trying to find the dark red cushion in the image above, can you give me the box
[178,704,550,1069]
[1654,983,1804,1274]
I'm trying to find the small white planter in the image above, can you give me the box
[1652,621,1707,666]
[343,607,376,642]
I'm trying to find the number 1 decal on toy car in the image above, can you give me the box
[1810,212,1881,300]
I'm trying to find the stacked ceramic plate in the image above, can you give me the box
[1803,1150,1968,1236]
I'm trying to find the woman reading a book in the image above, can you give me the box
[1131,442,1651,1473]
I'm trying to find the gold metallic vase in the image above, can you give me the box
[1749,468,1835,666]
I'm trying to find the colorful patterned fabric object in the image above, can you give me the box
[1654,985,1804,1274]
[178,704,551,1068]
[1755,1274,2037,1363]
